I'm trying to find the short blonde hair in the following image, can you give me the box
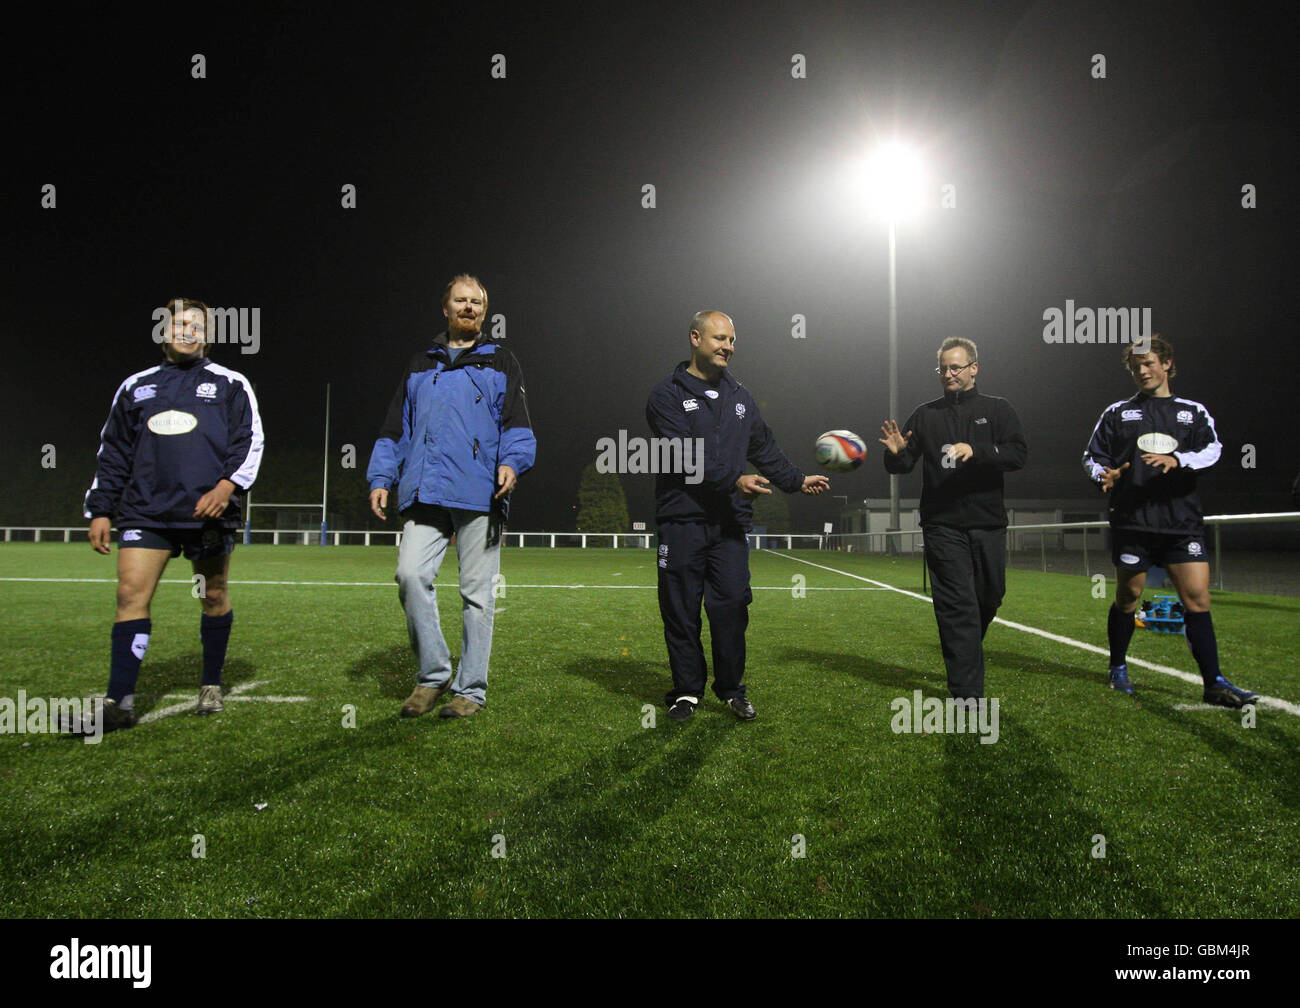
[938,337,977,363]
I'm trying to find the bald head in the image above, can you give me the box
[689,310,733,338]
[686,309,736,380]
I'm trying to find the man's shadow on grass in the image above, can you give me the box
[936,711,1168,918]
[562,655,669,704]
[1209,597,1300,615]
[777,646,940,697]
[341,716,733,917]
[1135,682,1300,814]
[344,645,423,700]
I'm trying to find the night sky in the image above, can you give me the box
[6,0,1296,533]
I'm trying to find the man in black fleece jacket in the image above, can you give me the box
[880,337,1027,699]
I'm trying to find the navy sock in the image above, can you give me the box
[1183,610,1221,687]
[200,610,233,687]
[1107,603,1135,668]
[107,618,151,706]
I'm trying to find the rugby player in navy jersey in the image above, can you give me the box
[69,298,264,734]
[1083,336,1258,708]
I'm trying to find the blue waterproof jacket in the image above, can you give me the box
[367,334,535,516]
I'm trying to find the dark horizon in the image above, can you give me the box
[5,0,1297,533]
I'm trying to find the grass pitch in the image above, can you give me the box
[1,543,1297,918]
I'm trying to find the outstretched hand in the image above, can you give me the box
[801,475,830,495]
[879,420,912,455]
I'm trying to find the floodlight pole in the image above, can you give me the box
[888,219,900,535]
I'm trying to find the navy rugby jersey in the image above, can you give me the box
[1082,393,1219,534]
[85,358,264,529]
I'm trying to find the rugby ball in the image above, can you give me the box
[815,430,867,473]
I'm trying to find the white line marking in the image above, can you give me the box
[763,549,1300,717]
[136,680,310,725]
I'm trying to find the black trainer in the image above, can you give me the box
[1203,677,1259,709]
[59,698,135,737]
[726,696,757,721]
[668,697,698,722]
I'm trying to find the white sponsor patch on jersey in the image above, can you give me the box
[683,398,698,412]
[704,389,719,399]
[735,403,746,418]
[147,410,199,435]
[1120,553,1141,566]
[1137,432,1178,454]
[1176,409,1193,425]
[196,382,218,399]
[1121,409,1143,421]
[133,384,157,402]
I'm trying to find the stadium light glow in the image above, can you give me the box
[860,141,928,222]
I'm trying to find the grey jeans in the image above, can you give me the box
[395,505,501,705]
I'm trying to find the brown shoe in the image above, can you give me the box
[400,682,450,718]
[438,694,483,718]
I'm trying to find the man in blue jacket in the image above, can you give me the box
[368,275,536,719]
[647,310,829,722]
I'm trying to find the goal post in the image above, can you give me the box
[243,495,326,546]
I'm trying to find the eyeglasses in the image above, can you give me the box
[935,362,975,375]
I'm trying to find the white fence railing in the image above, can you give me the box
[5,513,1297,593]
[0,527,827,550]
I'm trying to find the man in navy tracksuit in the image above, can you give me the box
[880,337,1026,700]
[76,297,264,733]
[368,274,536,719]
[1083,335,1259,707]
[647,310,829,722]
